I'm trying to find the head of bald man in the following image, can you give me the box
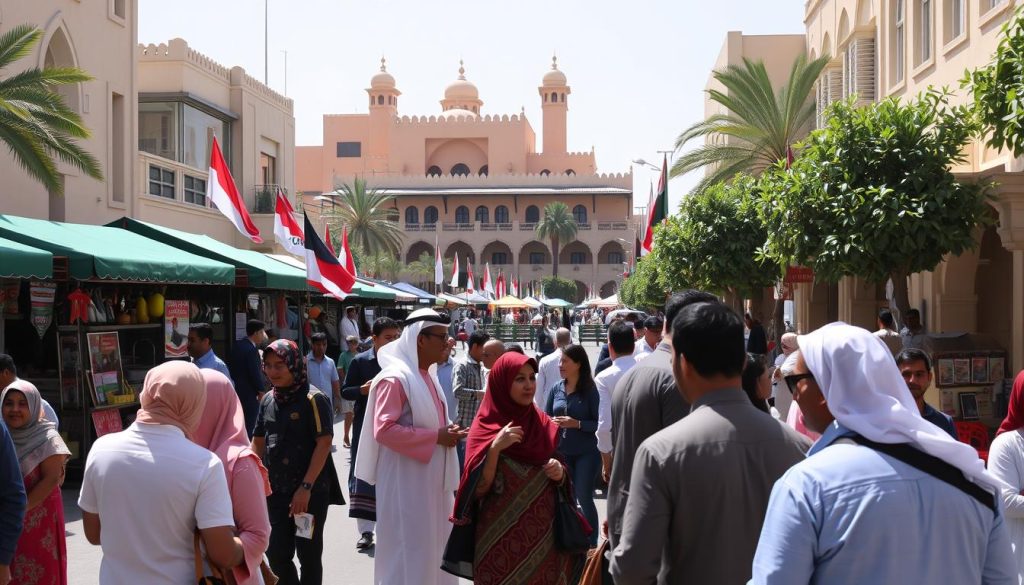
[481,338,506,369]
[555,327,572,349]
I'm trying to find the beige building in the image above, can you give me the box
[296,59,636,301]
[712,1,1024,372]
[0,1,296,251]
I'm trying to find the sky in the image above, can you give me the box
[139,0,807,212]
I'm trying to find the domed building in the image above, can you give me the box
[296,57,636,302]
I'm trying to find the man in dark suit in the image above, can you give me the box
[340,317,400,551]
[229,319,267,438]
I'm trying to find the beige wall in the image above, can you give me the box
[0,0,138,224]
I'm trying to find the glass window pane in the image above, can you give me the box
[139,102,178,160]
[162,185,174,198]
[183,104,229,169]
[149,183,161,196]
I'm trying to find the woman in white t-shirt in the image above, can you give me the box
[78,361,243,585]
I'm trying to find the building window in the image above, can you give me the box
[148,164,175,199]
[495,205,509,224]
[986,0,1007,11]
[336,142,361,158]
[260,152,276,185]
[182,104,229,170]
[570,252,586,265]
[525,205,539,223]
[112,0,126,19]
[475,206,489,223]
[377,95,384,105]
[455,206,470,224]
[540,169,551,176]
[608,251,623,265]
[917,0,932,65]
[894,0,906,83]
[529,252,545,264]
[451,163,470,176]
[139,102,179,161]
[424,206,438,224]
[564,169,575,175]
[950,0,966,40]
[492,252,508,265]
[405,207,419,225]
[183,175,206,206]
[572,205,587,224]
[427,165,442,177]
[478,165,489,176]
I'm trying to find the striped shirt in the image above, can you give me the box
[453,356,485,428]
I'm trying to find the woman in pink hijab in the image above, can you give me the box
[193,370,272,585]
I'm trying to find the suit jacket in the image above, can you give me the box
[608,344,688,547]
[228,339,263,403]
[341,348,382,440]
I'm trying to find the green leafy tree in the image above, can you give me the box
[654,175,779,302]
[964,4,1024,156]
[534,202,578,278]
[759,90,989,318]
[541,276,579,302]
[406,251,453,290]
[671,54,829,194]
[326,178,404,257]
[620,257,667,310]
[0,25,102,194]
[359,249,402,282]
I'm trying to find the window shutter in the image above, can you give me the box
[851,36,876,105]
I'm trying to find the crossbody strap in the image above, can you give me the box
[843,434,995,513]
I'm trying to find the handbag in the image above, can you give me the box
[193,532,227,585]
[259,559,279,585]
[554,478,592,553]
[578,539,612,585]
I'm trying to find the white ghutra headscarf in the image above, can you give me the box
[798,322,1007,493]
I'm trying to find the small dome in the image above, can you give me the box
[371,57,396,89]
[542,55,567,87]
[439,108,478,119]
[444,60,479,100]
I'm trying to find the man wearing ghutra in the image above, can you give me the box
[355,308,467,585]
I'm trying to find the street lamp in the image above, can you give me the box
[631,159,660,171]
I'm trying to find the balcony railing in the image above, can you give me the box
[577,223,592,230]
[251,185,287,214]
[520,222,537,231]
[442,222,476,231]
[597,221,628,231]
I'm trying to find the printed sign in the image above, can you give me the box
[783,266,815,284]
[29,281,56,339]
[87,332,122,405]
[91,409,123,437]
[164,301,189,358]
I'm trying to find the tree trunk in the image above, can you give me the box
[889,269,911,328]
[551,237,560,278]
[724,288,743,315]
[826,282,839,322]
[772,296,786,346]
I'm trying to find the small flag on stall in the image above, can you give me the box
[434,237,444,287]
[209,136,262,243]
[304,213,354,299]
[450,253,460,289]
[340,227,358,277]
[325,224,337,255]
[467,259,476,294]
[273,189,304,255]
[483,263,495,298]
[495,271,506,298]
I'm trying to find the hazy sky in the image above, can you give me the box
[139,0,806,211]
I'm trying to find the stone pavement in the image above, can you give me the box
[63,344,608,585]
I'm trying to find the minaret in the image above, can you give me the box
[366,57,399,160]
[539,55,570,154]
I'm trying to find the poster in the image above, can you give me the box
[87,332,122,405]
[990,357,1006,382]
[164,300,189,358]
[91,410,123,437]
[972,357,990,384]
[938,359,955,386]
[953,359,972,385]
[29,281,56,339]
[57,332,81,409]
[235,312,248,341]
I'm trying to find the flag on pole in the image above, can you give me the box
[450,253,460,289]
[641,154,669,256]
[208,136,262,243]
[273,189,304,255]
[434,237,444,286]
[483,263,494,297]
[340,227,357,277]
[304,213,355,299]
[511,276,519,297]
[324,223,336,255]
[494,271,504,298]
[467,259,476,294]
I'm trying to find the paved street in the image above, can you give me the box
[63,344,607,585]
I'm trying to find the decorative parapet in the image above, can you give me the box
[230,67,294,113]
[393,113,528,126]
[347,171,632,190]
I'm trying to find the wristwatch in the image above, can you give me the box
[300,481,313,491]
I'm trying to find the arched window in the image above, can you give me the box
[451,163,470,176]
[572,205,587,225]
[564,169,576,176]
[570,252,586,265]
[494,205,509,224]
[608,251,624,265]
[427,165,442,177]
[377,95,384,105]
[561,93,566,102]
[387,95,392,105]
[475,206,489,224]
[492,252,508,265]
[525,205,540,223]
[405,207,419,225]
[540,169,551,176]
[478,165,489,176]
[455,206,470,224]
[424,206,438,225]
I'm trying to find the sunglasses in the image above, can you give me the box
[784,373,815,395]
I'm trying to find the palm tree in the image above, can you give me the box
[361,250,402,282]
[671,54,829,194]
[534,201,578,278]
[0,25,102,194]
[406,251,453,290]
[326,178,404,257]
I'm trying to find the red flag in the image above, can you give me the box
[208,136,262,243]
[467,259,475,294]
[340,227,357,277]
[324,224,336,256]
[450,253,460,289]
[303,213,354,299]
[641,154,669,256]
[272,189,303,255]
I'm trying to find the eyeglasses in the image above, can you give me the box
[420,331,446,341]
[784,373,815,395]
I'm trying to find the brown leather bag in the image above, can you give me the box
[577,539,611,585]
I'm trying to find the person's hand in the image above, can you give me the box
[602,461,611,484]
[333,399,342,415]
[552,416,579,429]
[289,488,311,517]
[360,381,371,396]
[542,459,564,482]
[602,520,609,539]
[491,423,524,452]
[437,424,468,447]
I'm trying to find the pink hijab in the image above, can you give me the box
[192,370,271,495]
[135,361,206,437]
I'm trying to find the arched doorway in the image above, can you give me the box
[597,241,626,265]
[481,241,514,268]
[405,240,433,264]
[518,241,551,267]
[975,224,1013,355]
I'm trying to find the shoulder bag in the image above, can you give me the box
[554,473,592,552]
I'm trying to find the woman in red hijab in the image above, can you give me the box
[442,352,583,584]
[989,370,1024,582]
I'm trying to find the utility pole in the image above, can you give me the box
[281,50,288,94]
[264,0,269,85]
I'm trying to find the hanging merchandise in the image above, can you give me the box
[164,300,189,358]
[68,288,92,324]
[29,281,56,339]
[148,290,166,318]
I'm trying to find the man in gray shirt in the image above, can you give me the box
[611,301,810,585]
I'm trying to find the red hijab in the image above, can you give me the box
[451,352,559,522]
[997,370,1024,436]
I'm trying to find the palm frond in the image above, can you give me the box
[0,26,41,71]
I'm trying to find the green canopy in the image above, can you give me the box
[0,215,233,283]
[110,218,306,290]
[0,236,52,279]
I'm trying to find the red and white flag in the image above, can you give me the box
[324,223,337,255]
[467,259,475,294]
[483,263,494,297]
[208,136,262,243]
[434,237,444,286]
[273,189,303,255]
[495,271,506,298]
[304,213,355,300]
[339,227,358,277]
[450,253,460,289]
[510,277,518,297]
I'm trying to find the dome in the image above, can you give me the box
[444,60,479,100]
[439,108,478,119]
[543,56,567,87]
[370,57,396,89]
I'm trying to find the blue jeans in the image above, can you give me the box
[563,448,601,546]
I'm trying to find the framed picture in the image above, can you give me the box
[959,392,980,421]
[954,359,972,385]
[57,331,82,410]
[972,357,990,385]
[990,357,1007,382]
[938,359,955,386]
